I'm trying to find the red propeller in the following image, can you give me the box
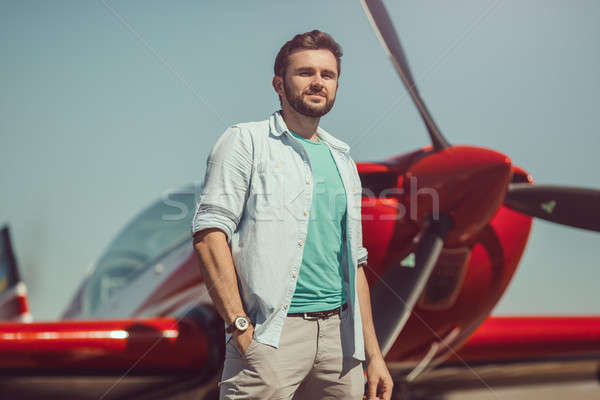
[361,0,600,356]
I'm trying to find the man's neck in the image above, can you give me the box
[280,107,320,141]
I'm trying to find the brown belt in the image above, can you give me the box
[287,303,348,319]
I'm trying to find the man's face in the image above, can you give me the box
[280,49,339,118]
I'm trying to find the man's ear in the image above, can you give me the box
[272,76,284,96]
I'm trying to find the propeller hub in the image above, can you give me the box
[403,146,512,246]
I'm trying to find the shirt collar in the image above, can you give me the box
[269,110,351,154]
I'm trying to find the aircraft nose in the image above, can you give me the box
[403,146,512,246]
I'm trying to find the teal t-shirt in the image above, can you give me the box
[288,130,347,313]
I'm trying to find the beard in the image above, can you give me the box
[283,80,336,118]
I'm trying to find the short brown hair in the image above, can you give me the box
[274,30,343,78]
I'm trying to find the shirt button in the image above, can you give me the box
[298,240,304,247]
[292,271,297,278]
[283,304,288,310]
[303,209,309,216]
[306,178,311,184]
[274,161,280,168]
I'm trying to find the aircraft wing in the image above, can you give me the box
[404,315,600,395]
[0,312,224,400]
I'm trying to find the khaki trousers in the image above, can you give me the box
[218,306,365,399]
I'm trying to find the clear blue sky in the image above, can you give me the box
[1,0,599,320]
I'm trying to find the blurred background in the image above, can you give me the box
[1,0,598,330]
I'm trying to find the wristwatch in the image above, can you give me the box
[226,316,251,334]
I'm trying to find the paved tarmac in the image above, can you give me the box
[445,381,600,400]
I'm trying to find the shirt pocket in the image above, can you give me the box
[254,160,284,215]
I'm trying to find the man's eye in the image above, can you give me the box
[300,72,311,76]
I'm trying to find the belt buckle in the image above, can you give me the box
[302,307,340,320]
[303,312,317,320]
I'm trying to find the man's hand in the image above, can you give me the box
[232,324,255,357]
[356,266,394,399]
[364,354,393,400]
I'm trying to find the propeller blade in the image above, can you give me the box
[371,214,454,356]
[360,0,450,151]
[504,183,600,232]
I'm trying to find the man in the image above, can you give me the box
[192,30,393,399]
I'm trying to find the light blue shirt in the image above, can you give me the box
[192,110,368,361]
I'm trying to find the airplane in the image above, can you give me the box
[1,0,599,399]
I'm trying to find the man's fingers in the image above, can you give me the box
[381,384,392,400]
[382,378,393,400]
[367,378,378,399]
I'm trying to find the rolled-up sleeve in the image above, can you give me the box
[356,219,368,266]
[357,246,368,266]
[192,126,252,242]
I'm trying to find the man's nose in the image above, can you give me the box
[310,79,324,90]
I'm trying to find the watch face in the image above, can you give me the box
[235,316,249,331]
